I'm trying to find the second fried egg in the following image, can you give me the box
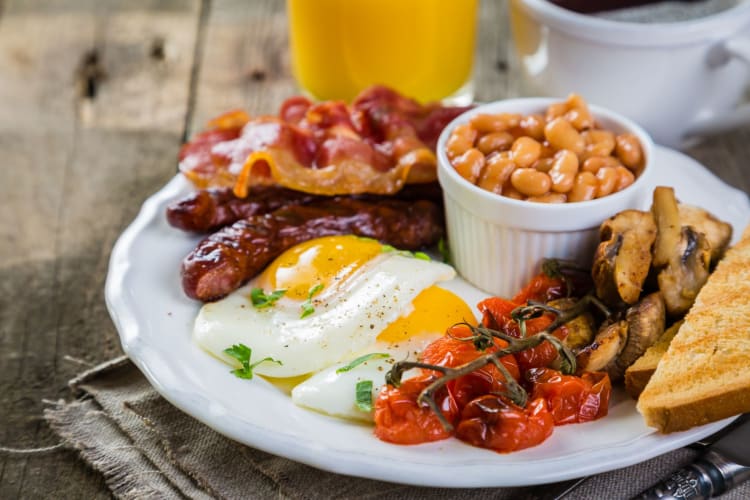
[193,235,471,380]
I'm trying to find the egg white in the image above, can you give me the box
[291,335,439,421]
[193,252,455,378]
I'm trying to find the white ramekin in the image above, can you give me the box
[436,98,655,298]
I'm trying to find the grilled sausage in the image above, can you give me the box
[167,183,444,233]
[166,186,319,232]
[181,197,444,301]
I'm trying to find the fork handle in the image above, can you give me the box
[632,451,750,500]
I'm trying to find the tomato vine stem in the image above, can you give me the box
[384,293,609,432]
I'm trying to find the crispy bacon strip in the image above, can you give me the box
[181,198,444,302]
[178,85,470,196]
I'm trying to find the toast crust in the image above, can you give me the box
[636,224,750,433]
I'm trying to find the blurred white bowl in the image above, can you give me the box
[436,97,655,298]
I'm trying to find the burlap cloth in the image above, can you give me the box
[43,357,748,500]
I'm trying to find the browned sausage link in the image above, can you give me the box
[167,183,444,233]
[356,181,443,205]
[166,186,320,232]
[181,198,444,301]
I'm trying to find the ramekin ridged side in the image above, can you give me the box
[443,193,599,297]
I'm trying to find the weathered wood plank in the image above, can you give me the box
[189,0,295,130]
[0,1,201,498]
[189,0,508,129]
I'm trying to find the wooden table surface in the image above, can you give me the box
[1,1,748,498]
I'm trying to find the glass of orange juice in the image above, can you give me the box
[287,0,478,104]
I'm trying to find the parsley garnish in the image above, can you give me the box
[223,343,282,379]
[438,237,451,264]
[355,380,374,412]
[250,287,286,309]
[335,353,390,374]
[381,244,431,261]
[300,283,324,318]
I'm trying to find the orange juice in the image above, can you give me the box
[287,0,477,103]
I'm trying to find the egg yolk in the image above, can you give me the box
[377,286,476,343]
[259,235,384,300]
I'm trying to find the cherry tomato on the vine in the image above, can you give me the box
[526,367,611,425]
[373,375,458,445]
[455,396,554,453]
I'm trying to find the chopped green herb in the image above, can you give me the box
[438,238,451,264]
[413,251,431,261]
[382,244,432,261]
[336,353,390,374]
[300,283,324,319]
[355,380,374,412]
[223,343,282,379]
[249,287,286,309]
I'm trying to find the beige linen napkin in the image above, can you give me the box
[44,357,748,500]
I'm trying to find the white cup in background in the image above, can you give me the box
[510,0,750,148]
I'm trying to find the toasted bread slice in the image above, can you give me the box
[636,224,750,433]
[624,320,682,399]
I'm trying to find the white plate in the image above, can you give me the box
[106,145,749,488]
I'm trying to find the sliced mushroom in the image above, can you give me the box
[678,204,732,265]
[652,186,714,316]
[657,226,711,316]
[576,320,628,373]
[548,298,596,350]
[592,210,657,306]
[606,292,665,381]
[651,187,681,268]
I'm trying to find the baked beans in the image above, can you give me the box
[477,131,514,156]
[445,94,645,203]
[511,137,542,168]
[511,168,551,197]
[477,153,515,194]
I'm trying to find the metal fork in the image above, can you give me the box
[524,414,749,500]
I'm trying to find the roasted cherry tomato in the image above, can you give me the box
[455,396,554,453]
[477,297,567,372]
[512,272,568,304]
[420,324,520,379]
[373,375,458,445]
[420,324,520,408]
[526,367,611,425]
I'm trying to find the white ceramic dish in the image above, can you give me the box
[437,97,655,298]
[510,0,750,148]
[106,145,749,488]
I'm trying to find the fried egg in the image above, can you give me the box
[291,285,475,421]
[193,236,472,386]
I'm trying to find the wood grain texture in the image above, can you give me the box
[0,1,201,498]
[0,0,748,498]
[189,0,508,131]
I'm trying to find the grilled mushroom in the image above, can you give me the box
[657,227,711,316]
[549,298,596,351]
[652,187,681,268]
[652,187,711,316]
[576,320,628,373]
[606,292,665,381]
[678,204,732,265]
[592,210,657,307]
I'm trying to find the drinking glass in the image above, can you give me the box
[287,0,478,104]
